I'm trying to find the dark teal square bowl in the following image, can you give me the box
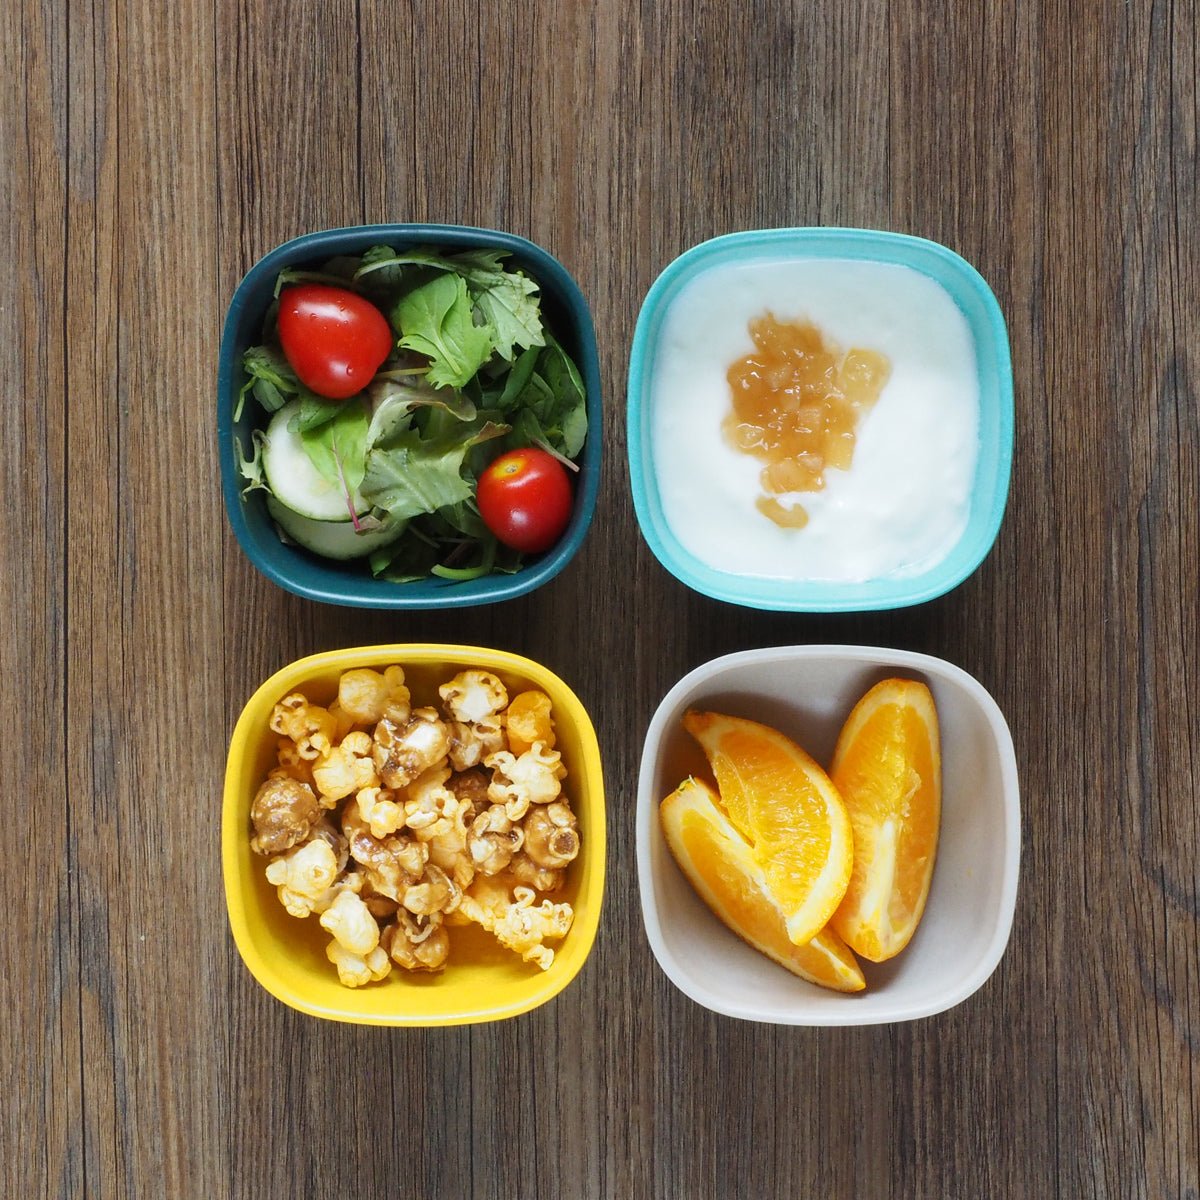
[218,224,601,608]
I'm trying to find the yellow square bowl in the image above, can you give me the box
[222,644,606,1025]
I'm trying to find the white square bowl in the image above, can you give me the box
[636,645,1020,1025]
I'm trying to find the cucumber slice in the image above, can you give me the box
[267,495,407,561]
[262,398,368,521]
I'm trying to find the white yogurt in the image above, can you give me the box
[649,257,980,582]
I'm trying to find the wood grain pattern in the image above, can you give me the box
[4,0,1198,1196]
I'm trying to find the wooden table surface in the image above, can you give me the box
[6,1,1198,1196]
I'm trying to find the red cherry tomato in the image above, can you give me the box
[476,448,574,554]
[276,283,393,400]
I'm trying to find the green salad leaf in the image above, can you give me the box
[367,528,448,582]
[299,400,370,513]
[357,245,545,361]
[537,338,588,457]
[273,256,362,296]
[496,345,541,410]
[354,244,410,293]
[237,345,300,419]
[234,429,269,493]
[495,337,587,459]
[361,420,508,520]
[365,379,477,447]
[444,249,543,361]
[392,273,495,389]
[367,510,523,582]
[294,394,347,433]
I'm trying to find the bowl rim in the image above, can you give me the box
[635,643,1021,1025]
[217,222,602,609]
[223,642,607,1025]
[626,226,1014,612]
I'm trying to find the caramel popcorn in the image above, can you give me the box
[326,941,392,988]
[425,796,475,889]
[383,913,450,972]
[250,776,321,856]
[319,889,381,956]
[269,693,337,760]
[312,731,378,803]
[509,852,566,894]
[374,709,452,789]
[355,785,406,839]
[402,863,461,917]
[467,804,524,874]
[504,690,556,756]
[274,739,315,786]
[458,879,574,970]
[447,767,491,824]
[264,837,340,917]
[521,801,580,869]
[343,800,427,900]
[327,701,357,743]
[485,742,567,820]
[339,665,411,726]
[440,670,509,770]
[249,664,583,988]
[402,764,462,837]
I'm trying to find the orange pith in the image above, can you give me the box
[660,778,865,993]
[829,678,941,962]
[682,711,853,947]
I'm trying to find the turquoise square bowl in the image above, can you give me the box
[626,228,1013,612]
[218,224,601,609]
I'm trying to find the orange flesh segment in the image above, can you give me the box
[660,778,865,993]
[830,678,941,962]
[682,711,853,946]
[723,315,891,528]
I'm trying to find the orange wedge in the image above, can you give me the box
[829,678,941,962]
[683,710,853,946]
[660,777,865,992]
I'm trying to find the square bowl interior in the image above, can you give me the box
[636,645,1020,1025]
[223,644,606,1025]
[626,228,1014,612]
[218,224,602,609]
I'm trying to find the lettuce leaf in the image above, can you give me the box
[365,379,477,447]
[238,345,302,419]
[538,338,587,457]
[496,345,541,411]
[299,400,370,504]
[237,344,343,423]
[293,394,346,433]
[353,244,410,295]
[234,429,269,493]
[360,420,507,520]
[273,256,361,296]
[392,274,495,389]
[494,337,587,458]
[368,530,446,582]
[358,245,544,361]
[445,250,543,361]
[367,511,523,581]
